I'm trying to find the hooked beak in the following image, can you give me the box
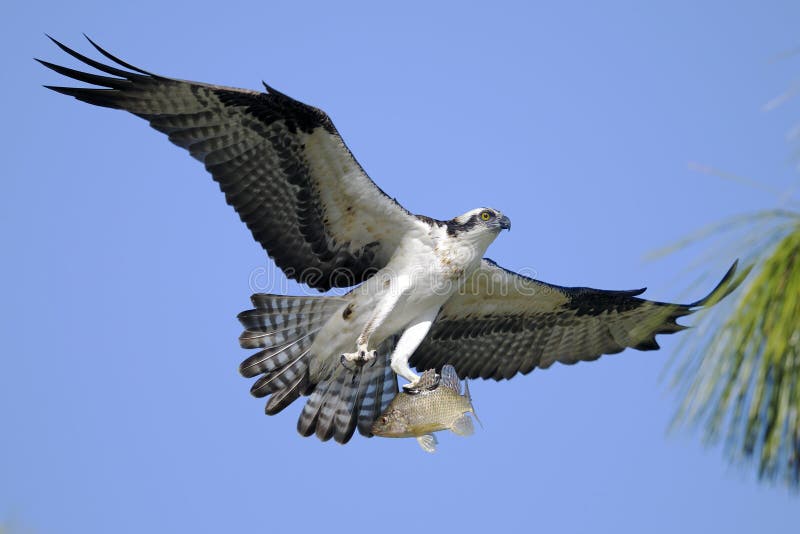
[499,215,511,231]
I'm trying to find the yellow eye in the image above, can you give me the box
[480,211,492,221]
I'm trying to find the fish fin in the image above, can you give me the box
[440,364,461,393]
[464,380,483,428]
[451,414,475,437]
[417,434,438,453]
[414,368,440,390]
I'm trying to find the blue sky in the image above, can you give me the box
[3,1,798,532]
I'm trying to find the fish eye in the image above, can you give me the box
[381,416,388,424]
[480,210,492,221]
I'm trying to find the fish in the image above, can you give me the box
[371,364,479,452]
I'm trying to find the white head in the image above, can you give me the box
[446,207,511,251]
[449,207,510,233]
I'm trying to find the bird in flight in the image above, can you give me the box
[39,36,745,444]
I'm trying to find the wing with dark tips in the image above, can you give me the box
[411,259,747,380]
[40,36,427,290]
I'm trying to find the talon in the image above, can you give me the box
[402,372,440,394]
[340,354,358,374]
[341,347,377,368]
[402,382,423,394]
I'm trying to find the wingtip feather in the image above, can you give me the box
[42,35,147,80]
[37,58,129,89]
[43,85,123,109]
[689,259,748,308]
[83,34,157,77]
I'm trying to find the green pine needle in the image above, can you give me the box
[668,211,800,488]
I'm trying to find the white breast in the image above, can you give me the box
[308,222,486,379]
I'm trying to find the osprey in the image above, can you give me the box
[40,37,745,444]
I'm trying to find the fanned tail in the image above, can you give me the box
[238,294,345,415]
[297,336,399,444]
[238,294,399,444]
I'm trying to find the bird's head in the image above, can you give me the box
[443,207,511,255]
[448,207,511,235]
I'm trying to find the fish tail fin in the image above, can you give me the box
[237,294,346,415]
[297,336,399,444]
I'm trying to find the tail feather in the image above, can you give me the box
[314,376,341,442]
[356,351,399,437]
[238,295,342,376]
[248,294,345,314]
[239,329,322,377]
[333,369,365,444]
[264,372,308,415]
[314,367,365,443]
[239,293,400,444]
[297,337,399,444]
[239,295,344,331]
[296,377,333,437]
[249,349,310,397]
[239,294,342,415]
[238,309,336,338]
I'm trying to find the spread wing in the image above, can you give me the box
[39,36,426,290]
[411,259,746,380]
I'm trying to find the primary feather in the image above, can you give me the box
[40,35,421,291]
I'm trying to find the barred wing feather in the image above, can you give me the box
[39,36,424,290]
[412,259,746,380]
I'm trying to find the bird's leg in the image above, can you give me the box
[341,275,411,367]
[391,308,440,392]
[340,323,382,367]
